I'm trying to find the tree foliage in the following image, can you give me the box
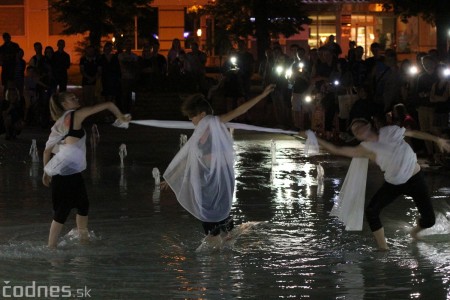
[382,0,450,24]
[198,0,311,61]
[382,0,450,58]
[50,0,154,49]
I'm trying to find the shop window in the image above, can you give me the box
[309,15,337,49]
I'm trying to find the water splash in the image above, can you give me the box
[152,167,160,185]
[29,139,39,163]
[179,134,188,149]
[419,213,450,236]
[119,144,127,168]
[58,228,101,249]
[271,140,278,166]
[195,222,263,253]
[90,124,100,148]
[316,163,324,183]
[119,168,127,191]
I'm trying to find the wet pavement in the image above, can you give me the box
[0,112,450,299]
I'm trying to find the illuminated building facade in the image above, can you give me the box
[0,0,437,63]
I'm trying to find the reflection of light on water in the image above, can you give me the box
[28,162,40,189]
[152,187,160,212]
[120,168,127,196]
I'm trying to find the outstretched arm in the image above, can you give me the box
[75,102,131,126]
[404,129,450,152]
[299,131,374,159]
[219,84,275,123]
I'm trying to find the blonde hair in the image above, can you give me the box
[50,92,73,121]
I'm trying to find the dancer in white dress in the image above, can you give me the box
[161,84,275,246]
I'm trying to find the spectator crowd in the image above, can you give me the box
[0,32,449,166]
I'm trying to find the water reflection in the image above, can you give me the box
[119,168,127,195]
[1,127,450,298]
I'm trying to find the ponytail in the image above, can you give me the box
[49,92,67,121]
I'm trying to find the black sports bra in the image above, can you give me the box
[65,111,85,139]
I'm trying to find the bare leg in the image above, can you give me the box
[76,214,89,245]
[48,220,64,249]
[373,227,389,251]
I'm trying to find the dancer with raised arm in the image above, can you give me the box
[43,92,130,249]
[161,84,275,248]
[301,118,450,250]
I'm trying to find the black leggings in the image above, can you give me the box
[202,216,234,236]
[365,171,435,232]
[52,173,89,224]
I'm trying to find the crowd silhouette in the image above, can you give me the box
[0,32,449,165]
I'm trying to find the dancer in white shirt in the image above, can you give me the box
[301,118,450,250]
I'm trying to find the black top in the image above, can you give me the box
[65,111,85,139]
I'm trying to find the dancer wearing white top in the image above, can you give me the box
[161,84,275,246]
[43,92,130,249]
[301,118,450,250]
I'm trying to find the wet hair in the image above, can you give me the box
[50,92,74,121]
[181,94,213,118]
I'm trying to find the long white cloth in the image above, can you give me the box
[304,130,367,231]
[330,157,368,231]
[44,110,87,176]
[163,115,235,222]
[131,119,298,135]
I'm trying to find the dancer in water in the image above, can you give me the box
[161,84,275,247]
[301,118,450,250]
[43,92,130,249]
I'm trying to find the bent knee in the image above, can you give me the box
[419,215,435,229]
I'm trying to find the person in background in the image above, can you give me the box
[14,48,26,100]
[80,45,101,106]
[2,87,24,140]
[185,42,207,93]
[118,40,139,113]
[0,32,20,94]
[99,41,121,104]
[52,39,71,92]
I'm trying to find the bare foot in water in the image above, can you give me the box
[79,229,90,245]
[410,225,422,240]
[376,247,389,252]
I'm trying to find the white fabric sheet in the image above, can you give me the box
[131,119,298,135]
[304,130,319,156]
[44,137,87,176]
[330,157,368,231]
[163,116,235,222]
[44,110,87,176]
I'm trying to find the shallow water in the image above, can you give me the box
[0,125,450,299]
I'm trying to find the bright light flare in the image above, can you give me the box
[276,65,284,76]
[409,66,419,75]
